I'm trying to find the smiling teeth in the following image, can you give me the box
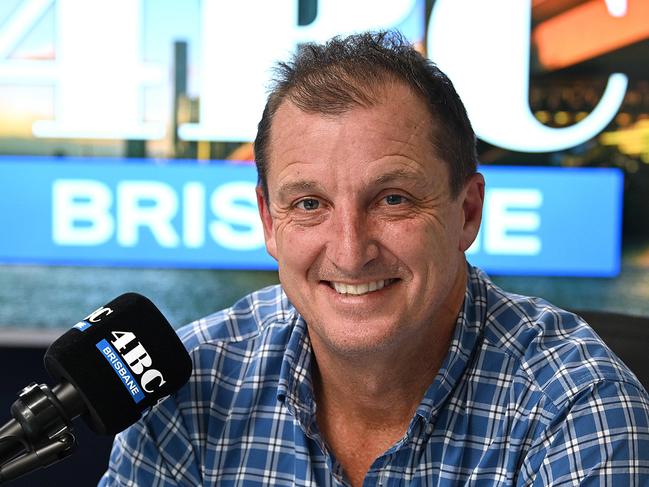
[332,279,391,295]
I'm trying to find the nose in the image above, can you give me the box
[327,205,379,275]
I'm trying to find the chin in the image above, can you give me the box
[310,318,406,356]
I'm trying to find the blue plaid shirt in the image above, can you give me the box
[100,266,649,486]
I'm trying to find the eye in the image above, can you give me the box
[296,198,320,210]
[384,194,407,205]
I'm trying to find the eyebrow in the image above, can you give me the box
[373,168,427,187]
[276,169,428,199]
[277,180,323,198]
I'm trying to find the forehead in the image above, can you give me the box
[273,81,430,132]
[266,83,446,185]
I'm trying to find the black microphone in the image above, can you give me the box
[0,293,192,481]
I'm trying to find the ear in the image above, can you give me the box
[256,186,278,260]
[459,173,485,252]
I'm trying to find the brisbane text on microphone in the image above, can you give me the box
[99,343,143,400]
[105,331,166,399]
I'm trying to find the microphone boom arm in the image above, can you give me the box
[0,382,81,484]
[0,432,75,484]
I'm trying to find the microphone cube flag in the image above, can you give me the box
[43,293,192,435]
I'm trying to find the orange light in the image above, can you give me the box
[533,0,649,70]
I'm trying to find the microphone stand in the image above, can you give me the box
[0,383,80,484]
[0,425,26,466]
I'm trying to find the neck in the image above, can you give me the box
[312,264,467,428]
[312,322,454,430]
[309,266,467,487]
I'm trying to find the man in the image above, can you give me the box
[100,32,649,486]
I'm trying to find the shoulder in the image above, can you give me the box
[473,269,646,409]
[172,284,298,411]
[130,285,298,450]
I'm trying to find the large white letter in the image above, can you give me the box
[179,0,417,142]
[26,0,164,139]
[484,189,542,256]
[183,182,206,248]
[117,181,180,248]
[427,0,627,152]
[209,182,264,250]
[52,179,114,245]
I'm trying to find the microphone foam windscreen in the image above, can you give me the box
[44,293,192,435]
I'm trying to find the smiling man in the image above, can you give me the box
[101,32,649,486]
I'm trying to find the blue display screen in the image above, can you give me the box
[469,166,623,276]
[0,156,622,276]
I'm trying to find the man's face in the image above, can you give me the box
[257,83,483,357]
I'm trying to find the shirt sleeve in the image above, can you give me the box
[98,395,203,487]
[523,379,649,486]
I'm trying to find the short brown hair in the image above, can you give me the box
[254,31,477,200]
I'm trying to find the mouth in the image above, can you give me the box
[325,278,399,296]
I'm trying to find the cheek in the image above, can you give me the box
[273,224,325,271]
[378,218,461,285]
[382,217,449,257]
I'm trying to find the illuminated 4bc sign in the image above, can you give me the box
[427,0,628,152]
[0,0,628,151]
[0,0,422,142]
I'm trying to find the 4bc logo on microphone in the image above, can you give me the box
[96,331,167,404]
[75,304,167,404]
